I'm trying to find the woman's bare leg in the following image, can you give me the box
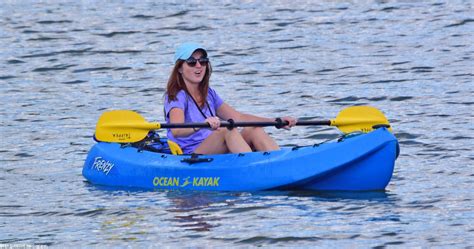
[241,127,280,151]
[194,128,252,154]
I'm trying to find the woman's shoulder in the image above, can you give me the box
[176,89,187,98]
[207,87,224,106]
[207,87,220,96]
[167,89,186,98]
[165,89,187,104]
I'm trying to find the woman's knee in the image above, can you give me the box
[242,127,265,138]
[206,128,231,143]
[224,128,243,139]
[212,128,241,141]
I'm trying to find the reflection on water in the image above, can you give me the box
[165,191,230,232]
[1,0,473,247]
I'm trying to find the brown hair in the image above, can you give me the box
[165,60,213,107]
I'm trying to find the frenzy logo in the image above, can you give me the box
[153,176,220,188]
[92,157,114,175]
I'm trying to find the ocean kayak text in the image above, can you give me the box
[153,176,220,188]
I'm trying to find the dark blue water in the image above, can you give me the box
[1,1,473,247]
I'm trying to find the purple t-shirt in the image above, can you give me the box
[164,88,224,154]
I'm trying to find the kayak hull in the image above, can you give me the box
[82,128,398,192]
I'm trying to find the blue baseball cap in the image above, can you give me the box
[173,42,207,63]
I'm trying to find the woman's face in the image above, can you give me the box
[180,50,207,86]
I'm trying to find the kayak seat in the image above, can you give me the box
[167,140,183,155]
[129,131,183,155]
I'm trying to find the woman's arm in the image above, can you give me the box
[168,108,221,137]
[216,103,271,122]
[216,103,297,128]
[168,108,196,137]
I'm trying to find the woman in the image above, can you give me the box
[164,42,296,154]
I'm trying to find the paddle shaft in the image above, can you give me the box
[159,120,331,129]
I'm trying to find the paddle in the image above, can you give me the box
[95,106,391,143]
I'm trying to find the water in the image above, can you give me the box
[1,0,473,247]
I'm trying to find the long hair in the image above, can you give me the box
[165,60,212,107]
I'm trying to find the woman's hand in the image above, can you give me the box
[281,116,297,130]
[205,116,221,130]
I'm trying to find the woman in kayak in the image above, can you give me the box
[164,42,296,154]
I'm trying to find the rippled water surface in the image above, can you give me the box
[1,1,473,248]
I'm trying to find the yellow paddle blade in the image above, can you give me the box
[331,106,392,134]
[95,110,161,143]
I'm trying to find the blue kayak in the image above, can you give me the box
[82,127,399,191]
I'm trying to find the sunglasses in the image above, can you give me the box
[185,57,209,67]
